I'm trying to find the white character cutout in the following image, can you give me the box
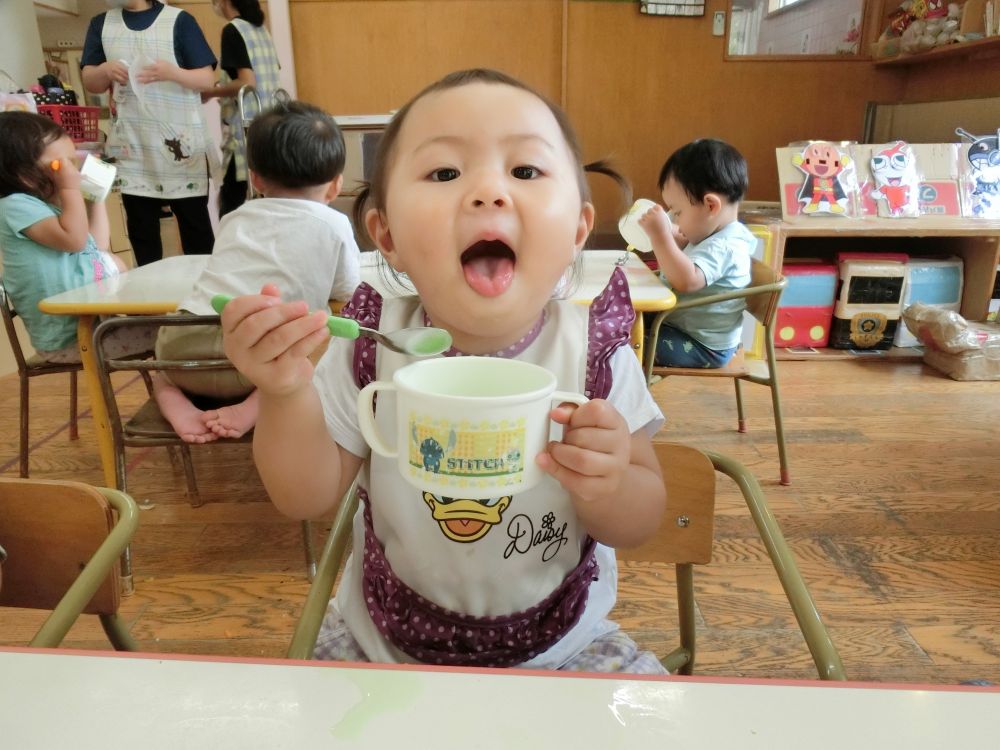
[870,141,920,218]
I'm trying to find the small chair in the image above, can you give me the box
[644,259,791,485]
[0,477,139,649]
[0,279,82,478]
[93,314,316,584]
[620,441,845,679]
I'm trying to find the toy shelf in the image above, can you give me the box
[873,35,1000,67]
[761,217,1000,361]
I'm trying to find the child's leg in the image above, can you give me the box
[653,323,737,369]
[202,388,259,439]
[559,626,668,675]
[151,374,219,444]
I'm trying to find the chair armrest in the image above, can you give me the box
[705,451,847,681]
[29,488,139,649]
[286,483,360,660]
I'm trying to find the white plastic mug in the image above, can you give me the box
[357,357,588,495]
[617,197,661,252]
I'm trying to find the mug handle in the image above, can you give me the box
[551,391,589,409]
[357,381,398,458]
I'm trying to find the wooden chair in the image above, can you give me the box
[0,279,82,478]
[620,441,845,679]
[92,314,317,587]
[644,259,792,485]
[287,445,845,679]
[0,477,139,649]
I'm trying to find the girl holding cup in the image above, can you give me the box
[219,69,667,673]
[0,111,152,363]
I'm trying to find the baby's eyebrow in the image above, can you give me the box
[413,133,556,155]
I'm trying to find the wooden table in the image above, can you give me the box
[39,251,673,489]
[39,254,210,488]
[0,647,996,748]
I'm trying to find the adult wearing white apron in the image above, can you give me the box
[81,0,217,267]
[202,0,281,217]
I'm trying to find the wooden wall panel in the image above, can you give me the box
[289,0,563,115]
[287,0,901,231]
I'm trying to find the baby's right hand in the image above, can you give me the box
[220,284,331,398]
[51,157,82,193]
[637,203,673,243]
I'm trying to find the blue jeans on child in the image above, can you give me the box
[652,323,738,368]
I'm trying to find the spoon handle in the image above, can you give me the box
[210,294,361,341]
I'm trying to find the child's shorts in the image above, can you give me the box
[313,604,668,675]
[155,312,253,400]
[651,322,738,369]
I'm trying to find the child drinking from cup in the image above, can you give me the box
[219,69,667,673]
[0,111,153,363]
[150,98,361,443]
[638,139,755,368]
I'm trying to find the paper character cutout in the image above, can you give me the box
[957,128,1000,218]
[870,141,920,217]
[793,142,853,215]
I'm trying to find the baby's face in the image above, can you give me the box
[370,82,593,353]
[660,178,715,247]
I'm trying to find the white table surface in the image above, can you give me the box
[0,648,995,748]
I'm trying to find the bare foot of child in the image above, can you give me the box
[204,390,260,438]
[151,376,219,444]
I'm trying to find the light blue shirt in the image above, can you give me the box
[661,220,755,351]
[0,193,109,351]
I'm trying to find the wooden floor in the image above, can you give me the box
[1,358,999,684]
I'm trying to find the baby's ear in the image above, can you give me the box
[574,202,595,251]
[324,174,344,203]
[704,192,724,215]
[365,208,399,267]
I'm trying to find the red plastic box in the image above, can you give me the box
[37,105,100,143]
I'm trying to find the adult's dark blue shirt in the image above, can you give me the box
[81,0,217,71]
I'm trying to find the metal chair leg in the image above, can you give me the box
[764,335,791,486]
[301,520,317,582]
[19,374,29,478]
[734,378,747,433]
[178,445,201,507]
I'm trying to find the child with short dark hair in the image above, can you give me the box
[638,138,755,368]
[152,97,360,442]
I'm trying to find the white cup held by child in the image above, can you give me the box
[79,154,117,203]
[617,198,661,252]
[357,357,588,496]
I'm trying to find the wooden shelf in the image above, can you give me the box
[873,36,1000,67]
[776,345,925,362]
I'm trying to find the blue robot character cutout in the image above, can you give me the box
[957,128,1000,219]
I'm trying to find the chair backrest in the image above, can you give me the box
[0,279,29,374]
[0,478,124,615]
[618,442,716,566]
[745,259,787,327]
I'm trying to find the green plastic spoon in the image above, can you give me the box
[211,294,452,357]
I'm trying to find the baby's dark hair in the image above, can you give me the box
[657,138,748,204]
[246,96,345,189]
[352,68,630,244]
[0,111,66,200]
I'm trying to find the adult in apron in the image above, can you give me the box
[81,0,217,266]
[202,0,282,217]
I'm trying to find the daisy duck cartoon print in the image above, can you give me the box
[957,128,1000,219]
[870,141,920,218]
[793,141,856,215]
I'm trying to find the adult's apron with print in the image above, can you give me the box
[102,6,209,199]
[218,17,281,183]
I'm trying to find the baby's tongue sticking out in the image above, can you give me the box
[462,240,515,297]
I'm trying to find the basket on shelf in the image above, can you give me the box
[37,104,101,143]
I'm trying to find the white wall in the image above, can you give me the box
[0,1,46,91]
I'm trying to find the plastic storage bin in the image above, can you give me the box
[774,262,837,348]
[37,105,100,143]
[895,257,964,347]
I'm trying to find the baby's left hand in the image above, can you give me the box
[537,399,630,503]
